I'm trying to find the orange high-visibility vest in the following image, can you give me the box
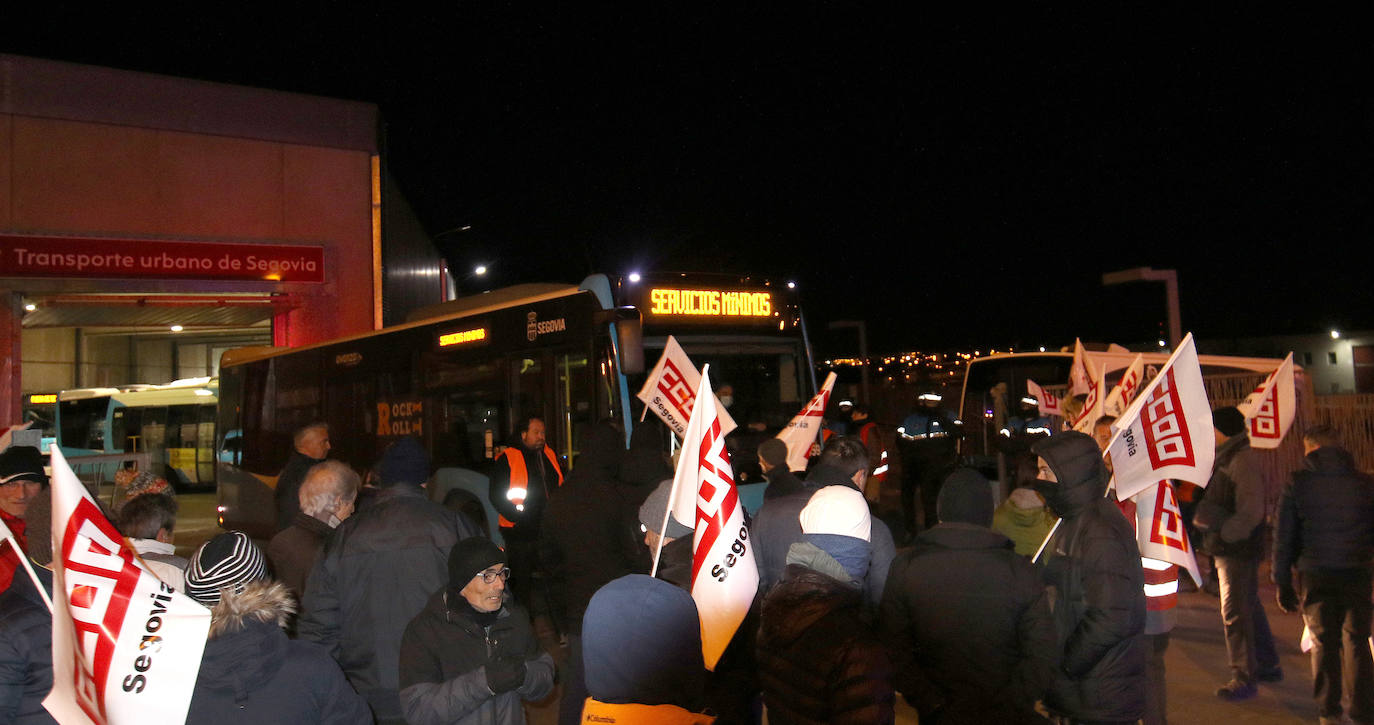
[498,445,563,528]
[857,421,888,483]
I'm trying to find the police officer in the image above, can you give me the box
[898,392,960,533]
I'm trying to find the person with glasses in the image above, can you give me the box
[399,536,554,725]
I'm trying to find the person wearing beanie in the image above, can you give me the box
[580,574,716,724]
[299,436,482,724]
[756,483,894,725]
[992,487,1057,557]
[0,445,46,594]
[758,438,805,501]
[879,468,1055,723]
[1194,405,1282,701]
[638,478,697,589]
[398,537,554,725]
[1031,431,1146,724]
[538,421,638,725]
[184,532,370,724]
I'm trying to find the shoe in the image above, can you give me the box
[1256,665,1283,682]
[1215,679,1257,701]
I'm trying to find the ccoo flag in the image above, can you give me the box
[1103,354,1146,418]
[1069,338,1094,396]
[1027,379,1063,418]
[776,372,836,472]
[1237,352,1295,450]
[44,447,211,725]
[1129,480,1202,588]
[1071,362,1107,434]
[666,365,759,671]
[1108,334,1215,501]
[636,336,737,438]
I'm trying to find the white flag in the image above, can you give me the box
[1071,362,1107,434]
[666,366,758,671]
[636,336,737,438]
[1069,338,1093,396]
[776,372,836,472]
[1129,481,1202,588]
[1103,354,1146,418]
[1108,334,1215,501]
[1237,352,1295,450]
[1027,379,1063,418]
[44,447,210,725]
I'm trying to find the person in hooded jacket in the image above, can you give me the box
[539,420,639,725]
[756,485,895,725]
[581,574,716,724]
[0,559,55,725]
[1032,431,1146,725]
[398,537,554,725]
[881,468,1055,723]
[993,486,1058,557]
[184,532,371,724]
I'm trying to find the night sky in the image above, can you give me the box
[5,8,1371,353]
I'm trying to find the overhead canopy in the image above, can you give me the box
[20,294,291,328]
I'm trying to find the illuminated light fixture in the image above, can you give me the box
[23,303,37,312]
[1157,339,1167,348]
[628,272,642,283]
[1039,346,1045,352]
[170,325,184,332]
[1331,329,1341,339]
[786,281,796,289]
[778,320,785,331]
[474,265,488,276]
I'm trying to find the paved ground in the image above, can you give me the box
[173,493,1331,723]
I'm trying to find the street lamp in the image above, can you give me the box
[1102,267,1182,348]
[828,320,870,404]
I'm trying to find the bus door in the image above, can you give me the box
[421,352,508,471]
[512,351,553,455]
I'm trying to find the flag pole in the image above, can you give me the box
[1031,517,1061,564]
[0,530,54,613]
[652,363,709,578]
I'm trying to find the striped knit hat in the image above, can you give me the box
[185,531,267,605]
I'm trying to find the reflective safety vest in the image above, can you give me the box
[856,421,888,483]
[498,445,563,528]
[1143,557,1179,612]
[581,698,716,724]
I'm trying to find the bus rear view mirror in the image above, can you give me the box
[609,307,644,375]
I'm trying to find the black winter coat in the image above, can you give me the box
[1274,446,1374,589]
[398,591,555,725]
[0,566,54,724]
[880,524,1055,724]
[275,450,325,532]
[299,484,481,722]
[186,581,371,724]
[1033,432,1146,723]
[757,565,894,725]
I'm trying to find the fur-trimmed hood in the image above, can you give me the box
[208,580,294,639]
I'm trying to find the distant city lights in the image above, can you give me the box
[786,281,796,289]
[1157,339,1167,347]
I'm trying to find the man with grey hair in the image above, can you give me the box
[115,492,188,591]
[268,460,358,603]
[275,422,331,531]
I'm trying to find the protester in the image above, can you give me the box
[114,491,188,590]
[184,531,371,724]
[275,422,331,531]
[618,422,672,503]
[267,459,359,603]
[300,436,481,724]
[398,537,554,725]
[1033,431,1146,724]
[111,469,173,514]
[757,485,895,724]
[0,445,45,593]
[580,574,716,724]
[640,478,695,588]
[489,415,563,609]
[0,559,54,724]
[1193,406,1281,701]
[758,438,805,500]
[848,403,889,506]
[752,436,894,610]
[1273,424,1374,725]
[992,486,1057,557]
[881,468,1055,723]
[539,421,637,725]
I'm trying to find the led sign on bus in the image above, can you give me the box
[438,327,488,347]
[29,394,57,405]
[649,288,772,317]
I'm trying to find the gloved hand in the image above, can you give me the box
[486,654,528,694]
[1277,586,1300,614]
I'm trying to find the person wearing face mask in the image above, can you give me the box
[268,460,360,605]
[399,537,554,725]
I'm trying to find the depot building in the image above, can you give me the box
[0,54,450,426]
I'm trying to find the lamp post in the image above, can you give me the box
[1102,267,1181,348]
[828,320,870,405]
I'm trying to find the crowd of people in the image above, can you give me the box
[2,398,1373,725]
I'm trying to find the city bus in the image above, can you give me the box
[20,392,59,453]
[55,378,219,490]
[214,272,813,538]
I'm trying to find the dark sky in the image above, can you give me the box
[5,7,1371,353]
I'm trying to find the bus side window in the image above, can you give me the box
[556,350,594,469]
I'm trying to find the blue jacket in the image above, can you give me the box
[0,565,54,724]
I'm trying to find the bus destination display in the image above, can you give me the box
[647,288,772,318]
